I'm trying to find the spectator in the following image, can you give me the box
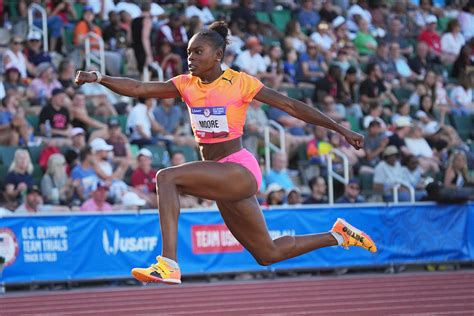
[126,98,162,145]
[373,145,410,201]
[74,5,122,76]
[57,60,77,97]
[353,18,377,56]
[131,2,153,73]
[298,0,320,31]
[71,146,99,201]
[90,137,129,202]
[452,45,472,79]
[39,88,73,146]
[283,20,308,54]
[24,30,52,67]
[102,10,130,51]
[265,152,296,191]
[359,63,397,112]
[3,35,33,79]
[336,179,365,203]
[306,125,333,165]
[408,42,440,77]
[418,15,441,57]
[231,0,258,32]
[329,125,365,169]
[392,102,413,125]
[154,39,183,81]
[234,37,266,77]
[45,0,76,52]
[27,62,62,103]
[69,91,108,132]
[265,183,286,206]
[458,1,474,41]
[320,95,345,122]
[261,44,284,89]
[130,148,157,208]
[332,16,350,48]
[441,19,466,64]
[303,176,328,204]
[319,0,339,23]
[287,187,302,205]
[384,17,413,56]
[363,102,387,130]
[3,149,34,209]
[40,153,76,205]
[369,42,397,83]
[444,150,473,189]
[155,12,188,63]
[283,49,299,86]
[15,186,46,213]
[187,15,204,40]
[314,64,344,104]
[185,0,215,25]
[104,117,132,165]
[64,127,87,168]
[310,22,335,52]
[417,94,462,150]
[362,120,388,169]
[388,117,413,157]
[405,124,440,173]
[389,42,416,82]
[341,66,363,117]
[449,73,474,115]
[0,95,33,146]
[401,155,428,201]
[298,41,326,84]
[153,98,192,145]
[243,99,272,158]
[3,67,27,96]
[80,181,113,212]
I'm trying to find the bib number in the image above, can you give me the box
[190,106,229,139]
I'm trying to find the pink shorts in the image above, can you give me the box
[218,148,262,192]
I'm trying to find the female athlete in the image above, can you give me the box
[75,21,377,285]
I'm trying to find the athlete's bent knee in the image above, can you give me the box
[156,168,175,187]
[253,252,278,266]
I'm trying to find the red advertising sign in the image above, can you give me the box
[191,224,244,254]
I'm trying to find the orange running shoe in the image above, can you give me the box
[331,218,377,253]
[131,256,181,284]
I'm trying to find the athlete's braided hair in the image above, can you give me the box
[197,21,229,54]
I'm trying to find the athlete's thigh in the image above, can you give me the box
[216,197,275,256]
[160,160,257,201]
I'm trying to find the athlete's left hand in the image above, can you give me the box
[342,129,364,150]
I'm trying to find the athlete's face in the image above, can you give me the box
[187,36,222,77]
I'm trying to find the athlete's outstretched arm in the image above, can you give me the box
[74,71,180,99]
[254,86,364,150]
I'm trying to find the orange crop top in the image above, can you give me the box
[171,68,264,144]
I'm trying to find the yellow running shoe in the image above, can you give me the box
[131,256,181,284]
[331,218,377,253]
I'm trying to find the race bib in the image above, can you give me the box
[190,106,229,139]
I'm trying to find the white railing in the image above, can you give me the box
[392,182,416,204]
[143,62,164,82]
[28,4,48,51]
[264,120,286,174]
[327,148,349,205]
[85,32,105,74]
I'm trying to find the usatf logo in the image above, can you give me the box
[102,230,158,255]
[0,228,19,266]
[203,108,211,117]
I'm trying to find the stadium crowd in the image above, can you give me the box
[0,0,473,214]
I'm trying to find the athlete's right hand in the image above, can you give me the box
[74,71,97,85]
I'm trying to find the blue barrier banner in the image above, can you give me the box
[1,203,473,284]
